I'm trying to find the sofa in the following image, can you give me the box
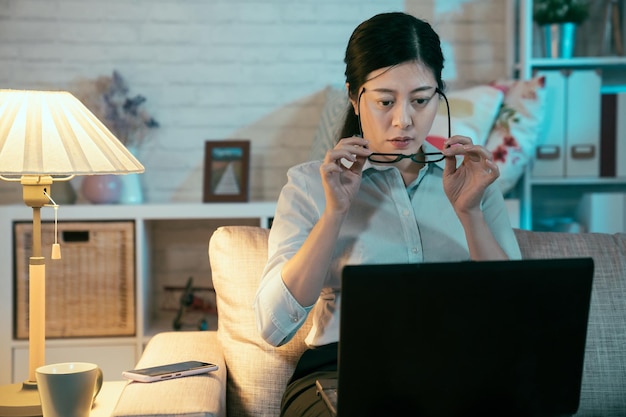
[112,225,626,417]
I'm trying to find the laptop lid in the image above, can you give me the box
[336,257,594,417]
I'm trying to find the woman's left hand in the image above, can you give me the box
[441,135,499,214]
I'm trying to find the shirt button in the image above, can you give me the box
[412,247,418,254]
[290,315,299,323]
[403,209,410,216]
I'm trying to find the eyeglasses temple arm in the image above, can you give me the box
[436,88,451,139]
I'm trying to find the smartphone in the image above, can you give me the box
[122,360,219,383]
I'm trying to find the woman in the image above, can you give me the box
[254,11,522,417]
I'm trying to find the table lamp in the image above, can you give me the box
[0,89,145,417]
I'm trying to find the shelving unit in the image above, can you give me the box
[0,202,276,385]
[515,0,626,230]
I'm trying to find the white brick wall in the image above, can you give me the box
[0,0,511,204]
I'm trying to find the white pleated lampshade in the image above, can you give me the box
[0,89,144,175]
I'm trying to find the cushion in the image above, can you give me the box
[309,85,349,161]
[485,76,547,194]
[514,229,626,416]
[112,331,226,417]
[426,84,504,149]
[209,226,312,417]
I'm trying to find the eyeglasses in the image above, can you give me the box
[368,152,445,164]
[357,86,451,165]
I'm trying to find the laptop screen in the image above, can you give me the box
[336,257,594,417]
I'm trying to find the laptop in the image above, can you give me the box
[316,257,594,417]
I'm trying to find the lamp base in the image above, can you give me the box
[0,382,41,417]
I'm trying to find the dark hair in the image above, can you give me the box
[340,12,445,139]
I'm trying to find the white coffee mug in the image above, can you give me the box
[36,362,103,417]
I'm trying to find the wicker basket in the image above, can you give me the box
[14,221,135,339]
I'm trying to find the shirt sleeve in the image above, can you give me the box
[481,183,523,260]
[253,162,322,347]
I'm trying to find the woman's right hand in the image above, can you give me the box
[320,136,371,214]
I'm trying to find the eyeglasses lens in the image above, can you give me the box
[368,152,444,164]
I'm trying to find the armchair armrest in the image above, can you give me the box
[112,331,226,417]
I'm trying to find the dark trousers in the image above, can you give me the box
[280,343,338,417]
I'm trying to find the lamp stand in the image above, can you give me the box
[0,175,52,417]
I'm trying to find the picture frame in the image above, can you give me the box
[203,140,250,203]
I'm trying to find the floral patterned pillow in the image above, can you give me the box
[426,85,504,150]
[485,76,547,194]
[309,86,348,161]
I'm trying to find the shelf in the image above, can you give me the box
[0,201,277,223]
[142,316,219,343]
[0,202,277,385]
[9,337,140,348]
[530,177,626,186]
[516,0,626,231]
[601,84,626,94]
[527,56,626,69]
[518,57,626,94]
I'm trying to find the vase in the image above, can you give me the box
[119,173,144,204]
[118,145,144,204]
[543,23,577,59]
[81,175,122,204]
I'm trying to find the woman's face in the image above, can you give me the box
[350,61,439,157]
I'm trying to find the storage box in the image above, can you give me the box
[533,69,601,178]
[565,70,601,177]
[14,221,135,339]
[576,193,626,233]
[533,69,567,177]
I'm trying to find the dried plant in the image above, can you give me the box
[533,0,590,25]
[70,70,159,148]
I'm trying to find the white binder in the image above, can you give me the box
[533,70,567,177]
[565,70,601,177]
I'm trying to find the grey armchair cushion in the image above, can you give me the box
[514,229,626,416]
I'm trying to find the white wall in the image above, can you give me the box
[0,0,511,204]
